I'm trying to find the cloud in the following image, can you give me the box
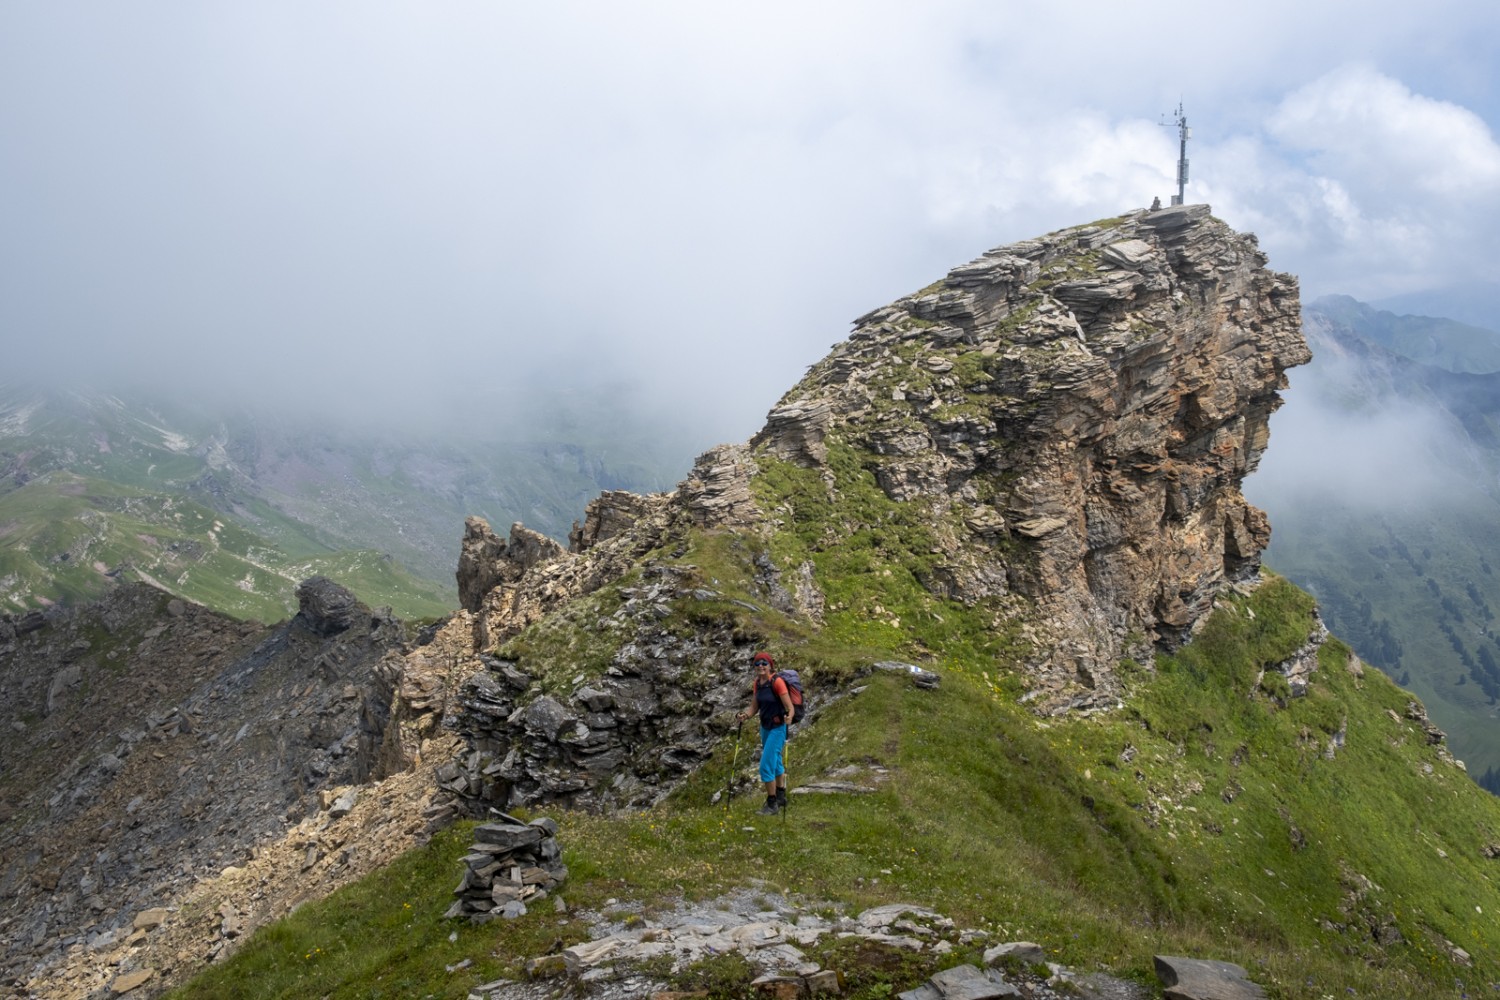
[2,5,1499,451]
[1249,362,1480,515]
[1270,65,1500,198]
[1202,66,1500,300]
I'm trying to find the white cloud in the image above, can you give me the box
[1194,67,1500,300]
[1270,65,1500,198]
[2,4,1499,447]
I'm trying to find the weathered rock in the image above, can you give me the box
[761,207,1306,712]
[132,908,170,931]
[1266,615,1330,696]
[1153,955,1267,1000]
[295,576,359,636]
[570,491,656,553]
[527,953,567,977]
[457,518,569,614]
[111,968,155,994]
[680,444,761,528]
[752,974,806,999]
[899,964,1019,1000]
[753,400,835,467]
[982,941,1045,966]
[872,662,940,689]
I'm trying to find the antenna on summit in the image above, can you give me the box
[1160,102,1190,206]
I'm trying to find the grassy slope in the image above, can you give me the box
[168,445,1500,1000]
[165,581,1500,1000]
[1264,498,1500,781]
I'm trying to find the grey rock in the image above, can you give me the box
[46,664,82,714]
[857,903,940,929]
[1100,239,1156,269]
[1142,203,1212,230]
[328,788,358,818]
[573,686,614,711]
[473,822,544,852]
[928,964,1021,999]
[792,781,875,795]
[872,662,941,689]
[1153,956,1267,1000]
[294,577,358,636]
[522,695,572,740]
[983,941,1045,966]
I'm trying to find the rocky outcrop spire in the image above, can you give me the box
[456,518,567,614]
[757,204,1308,709]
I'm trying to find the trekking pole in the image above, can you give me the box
[725,717,744,810]
[780,726,790,827]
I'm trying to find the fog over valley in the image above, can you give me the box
[3,3,1499,452]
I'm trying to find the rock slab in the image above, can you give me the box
[1153,955,1267,1000]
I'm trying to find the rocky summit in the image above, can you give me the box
[754,204,1306,708]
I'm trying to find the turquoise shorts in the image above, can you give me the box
[759,723,787,783]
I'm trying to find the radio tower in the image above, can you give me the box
[1161,102,1190,205]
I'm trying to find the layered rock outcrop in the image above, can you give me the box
[453,443,761,656]
[753,204,1307,709]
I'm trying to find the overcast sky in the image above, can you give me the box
[3,2,1499,452]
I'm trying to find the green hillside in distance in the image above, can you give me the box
[1312,294,1500,373]
[0,382,694,619]
[1251,297,1500,789]
[0,471,454,621]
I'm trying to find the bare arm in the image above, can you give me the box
[738,682,757,721]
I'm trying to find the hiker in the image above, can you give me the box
[736,651,793,815]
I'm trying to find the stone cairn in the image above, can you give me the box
[446,814,567,922]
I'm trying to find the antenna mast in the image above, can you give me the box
[1161,102,1190,205]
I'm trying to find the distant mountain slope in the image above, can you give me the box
[1312,293,1500,373]
[0,384,692,619]
[1248,298,1500,787]
[1373,280,1500,332]
[0,471,455,620]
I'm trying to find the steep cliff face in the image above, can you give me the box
[754,204,1306,709]
[443,205,1308,814]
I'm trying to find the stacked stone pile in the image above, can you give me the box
[447,815,567,921]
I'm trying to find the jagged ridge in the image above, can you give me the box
[434,206,1307,816]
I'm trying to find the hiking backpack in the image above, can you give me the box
[776,669,806,724]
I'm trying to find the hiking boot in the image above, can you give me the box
[757,796,779,816]
[775,788,787,809]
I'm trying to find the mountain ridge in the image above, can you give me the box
[0,383,692,620]
[9,208,1500,999]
